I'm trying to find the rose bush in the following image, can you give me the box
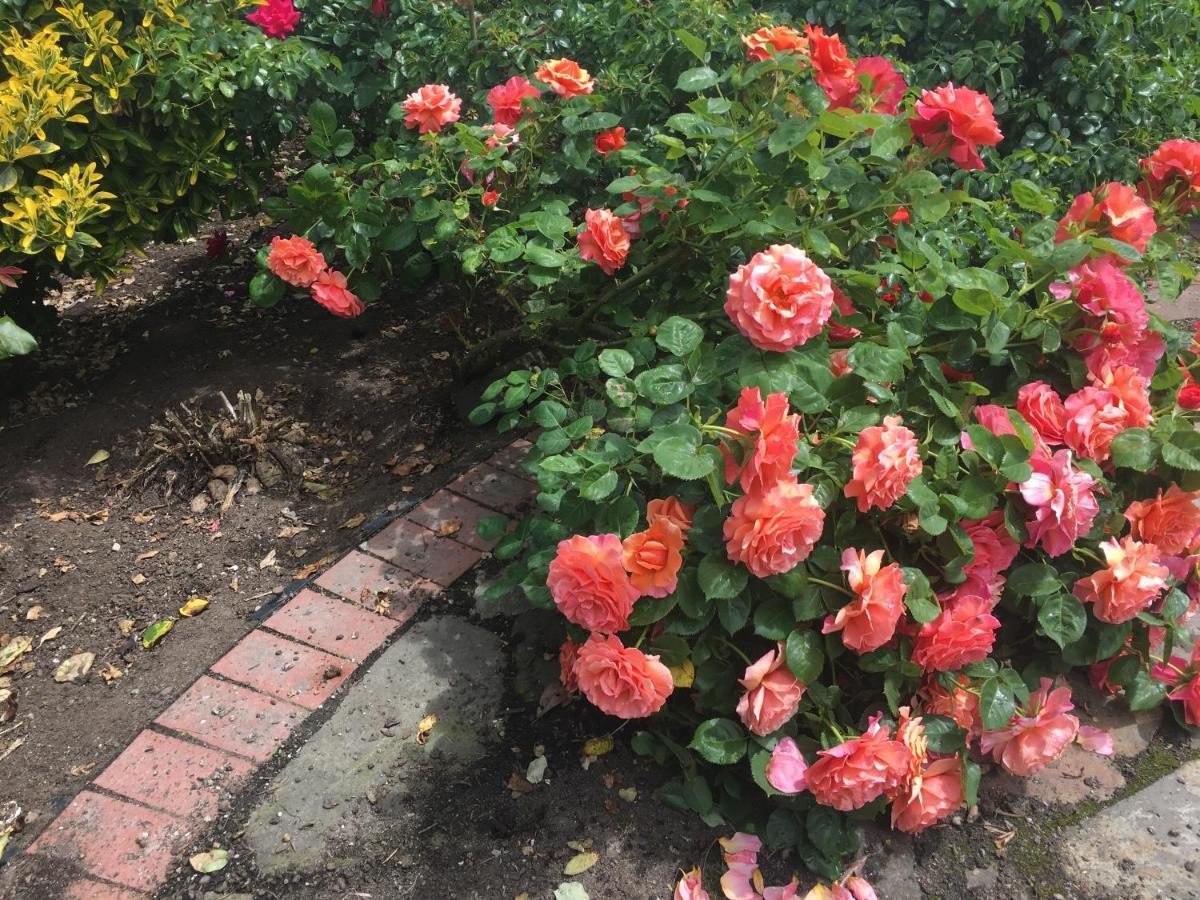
[248,7,1200,879]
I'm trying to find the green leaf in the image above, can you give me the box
[1037,593,1087,648]
[717,593,751,633]
[1007,562,1061,597]
[979,677,1015,730]
[655,316,704,356]
[598,348,635,377]
[1126,669,1169,711]
[768,116,817,156]
[698,554,748,600]
[523,245,567,268]
[248,272,285,308]
[846,342,907,383]
[922,715,967,754]
[1011,178,1056,215]
[1162,431,1200,471]
[675,28,708,63]
[676,67,719,92]
[654,436,716,480]
[1109,428,1155,471]
[784,630,824,683]
[0,316,37,358]
[688,718,747,764]
[962,757,982,807]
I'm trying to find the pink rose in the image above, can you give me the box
[851,56,907,114]
[1057,182,1157,261]
[721,387,801,495]
[1140,138,1200,213]
[911,594,999,672]
[1068,259,1163,379]
[247,0,300,39]
[402,83,462,134]
[909,83,1003,171]
[574,634,673,719]
[310,270,365,318]
[765,737,810,793]
[961,512,1019,581]
[829,348,853,377]
[736,642,804,736]
[807,715,910,811]
[1166,645,1200,726]
[890,756,965,833]
[921,674,981,741]
[834,877,880,900]
[487,75,540,127]
[1125,485,1200,556]
[719,833,762,900]
[723,476,825,578]
[577,208,630,275]
[547,534,641,632]
[980,679,1079,775]
[1017,381,1067,445]
[724,244,834,352]
[267,235,327,287]
[1020,449,1100,557]
[1061,386,1127,464]
[822,548,907,654]
[844,415,922,513]
[1073,536,1169,624]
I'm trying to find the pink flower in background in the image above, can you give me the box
[1020,449,1099,557]
[481,189,499,208]
[1017,381,1066,444]
[829,348,853,377]
[844,415,923,512]
[577,208,630,275]
[1140,138,1200,213]
[823,548,907,654]
[912,595,1000,672]
[742,25,807,62]
[766,737,810,793]
[534,58,595,97]
[909,82,1003,170]
[921,675,982,739]
[1092,364,1152,427]
[721,387,801,495]
[724,244,834,352]
[724,476,826,578]
[547,534,640,632]
[737,642,804,736]
[1125,485,1200,556]
[247,0,300,39]
[371,0,388,15]
[487,76,540,127]
[961,512,1019,582]
[1073,536,1169,624]
[1062,385,1132,463]
[1068,258,1164,379]
[310,270,364,318]
[807,715,909,811]
[1165,645,1200,726]
[574,634,673,719]
[980,679,1079,775]
[267,235,327,287]
[852,56,907,114]
[402,83,462,134]
[1057,182,1157,259]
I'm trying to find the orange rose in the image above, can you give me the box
[1017,381,1067,444]
[822,548,907,654]
[741,25,807,62]
[911,594,999,673]
[622,518,684,598]
[807,715,909,811]
[577,208,630,275]
[268,235,327,287]
[534,58,594,98]
[890,756,964,833]
[1125,484,1200,556]
[1057,181,1157,260]
[574,634,672,719]
[723,476,825,578]
[559,637,580,691]
[547,533,640,632]
[310,270,365,318]
[843,415,922,513]
[1073,536,1169,624]
[594,126,626,156]
[646,497,695,534]
[909,82,1003,171]
[401,83,462,134]
[736,642,804,736]
[804,24,858,108]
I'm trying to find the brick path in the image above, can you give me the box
[23,440,534,897]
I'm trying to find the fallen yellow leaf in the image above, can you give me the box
[38,626,62,646]
[340,512,366,530]
[416,713,437,744]
[670,658,695,688]
[582,736,614,758]
[86,449,110,466]
[179,596,210,617]
[563,851,599,876]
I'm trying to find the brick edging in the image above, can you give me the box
[24,440,534,896]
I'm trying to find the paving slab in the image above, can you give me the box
[405,489,505,551]
[242,616,504,875]
[447,462,536,514]
[262,588,399,662]
[63,879,147,900]
[361,514,483,585]
[1059,760,1200,899]
[315,548,440,608]
[209,629,354,710]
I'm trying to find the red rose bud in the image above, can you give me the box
[941,364,973,382]
[890,207,911,224]
[482,190,499,208]
[1179,381,1200,410]
[919,291,935,304]
[594,126,626,156]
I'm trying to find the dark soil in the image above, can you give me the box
[0,215,513,874]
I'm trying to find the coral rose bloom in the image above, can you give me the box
[1125,485,1200,557]
[962,512,1019,581]
[1057,182,1157,259]
[1061,385,1130,463]
[1140,138,1200,213]
[823,548,907,653]
[574,634,672,719]
[742,25,807,62]
[622,518,684,598]
[647,496,696,534]
[534,58,594,98]
[247,0,300,39]
[1017,381,1067,445]
[737,642,804,736]
[852,56,907,115]
[980,679,1079,775]
[310,270,365,318]
[721,386,801,495]
[844,415,923,513]
[723,476,825,578]
[910,83,1003,171]
[921,675,981,740]
[807,717,910,811]
[594,126,626,156]
[577,208,630,275]
[268,235,327,287]
[487,75,540,127]
[911,594,999,672]
[804,24,858,108]
[890,756,965,833]
[547,534,641,632]
[1165,646,1200,726]
[1020,449,1099,557]
[724,244,834,352]
[402,83,462,134]
[1073,536,1169,624]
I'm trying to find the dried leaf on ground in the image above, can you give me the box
[416,714,437,744]
[369,589,391,616]
[99,662,123,683]
[563,852,599,876]
[118,619,136,636]
[277,525,307,539]
[618,787,637,802]
[38,626,62,646]
[537,682,571,718]
[86,450,110,466]
[131,573,146,585]
[0,737,24,763]
[135,550,159,562]
[582,736,614,758]
[0,688,15,723]
[0,637,32,672]
[141,619,173,649]
[179,596,209,617]
[132,512,155,524]
[554,884,590,900]
[506,772,534,796]
[340,512,366,530]
[69,762,95,777]
[189,848,229,873]
[259,549,277,569]
[295,553,335,579]
[526,756,548,784]
[54,652,95,683]
[25,606,42,621]
[53,557,75,573]
[434,519,462,537]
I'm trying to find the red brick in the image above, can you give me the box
[210,629,354,710]
[64,879,147,900]
[447,463,536,515]
[93,730,253,822]
[263,588,398,662]
[27,791,188,892]
[406,490,508,552]
[487,439,535,480]
[363,515,482,585]
[155,675,304,763]
[315,549,439,604]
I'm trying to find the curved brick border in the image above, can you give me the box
[24,440,534,896]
